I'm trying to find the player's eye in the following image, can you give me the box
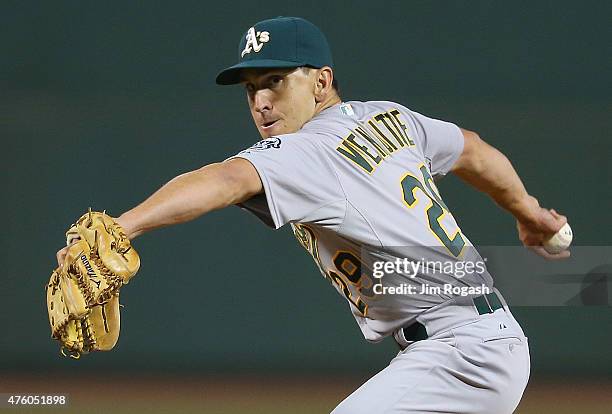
[267,75,283,88]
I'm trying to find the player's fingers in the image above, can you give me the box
[56,247,68,267]
[541,209,566,234]
[529,245,571,260]
[518,227,541,245]
[528,245,549,259]
[66,234,81,246]
[549,209,567,222]
[58,237,81,267]
[547,249,570,260]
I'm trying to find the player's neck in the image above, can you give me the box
[314,93,342,116]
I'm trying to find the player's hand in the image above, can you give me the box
[516,196,570,260]
[56,245,70,267]
[56,214,131,267]
[56,237,80,267]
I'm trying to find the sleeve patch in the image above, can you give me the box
[240,137,282,154]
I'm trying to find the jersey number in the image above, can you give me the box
[329,252,368,316]
[293,224,368,316]
[400,165,465,257]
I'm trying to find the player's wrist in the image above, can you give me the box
[115,213,140,240]
[508,194,540,225]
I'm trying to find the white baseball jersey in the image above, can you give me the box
[233,101,493,342]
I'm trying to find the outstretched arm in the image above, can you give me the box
[451,128,569,259]
[57,158,262,265]
[117,158,262,238]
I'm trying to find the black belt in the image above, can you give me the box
[398,292,504,345]
[473,291,504,316]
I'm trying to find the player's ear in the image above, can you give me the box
[314,67,333,102]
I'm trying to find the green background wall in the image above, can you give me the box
[2,1,610,378]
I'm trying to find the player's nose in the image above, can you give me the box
[252,90,273,113]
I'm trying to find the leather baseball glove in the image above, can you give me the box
[46,211,140,358]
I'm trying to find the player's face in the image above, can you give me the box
[242,67,318,138]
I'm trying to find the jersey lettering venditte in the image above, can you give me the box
[231,101,493,342]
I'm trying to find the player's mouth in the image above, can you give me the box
[261,120,279,131]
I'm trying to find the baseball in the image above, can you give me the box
[543,222,573,254]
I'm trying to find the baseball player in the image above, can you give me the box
[57,17,569,413]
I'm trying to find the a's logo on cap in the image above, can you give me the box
[241,27,270,58]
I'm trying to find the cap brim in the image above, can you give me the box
[215,59,305,85]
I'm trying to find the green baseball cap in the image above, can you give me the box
[215,16,334,85]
